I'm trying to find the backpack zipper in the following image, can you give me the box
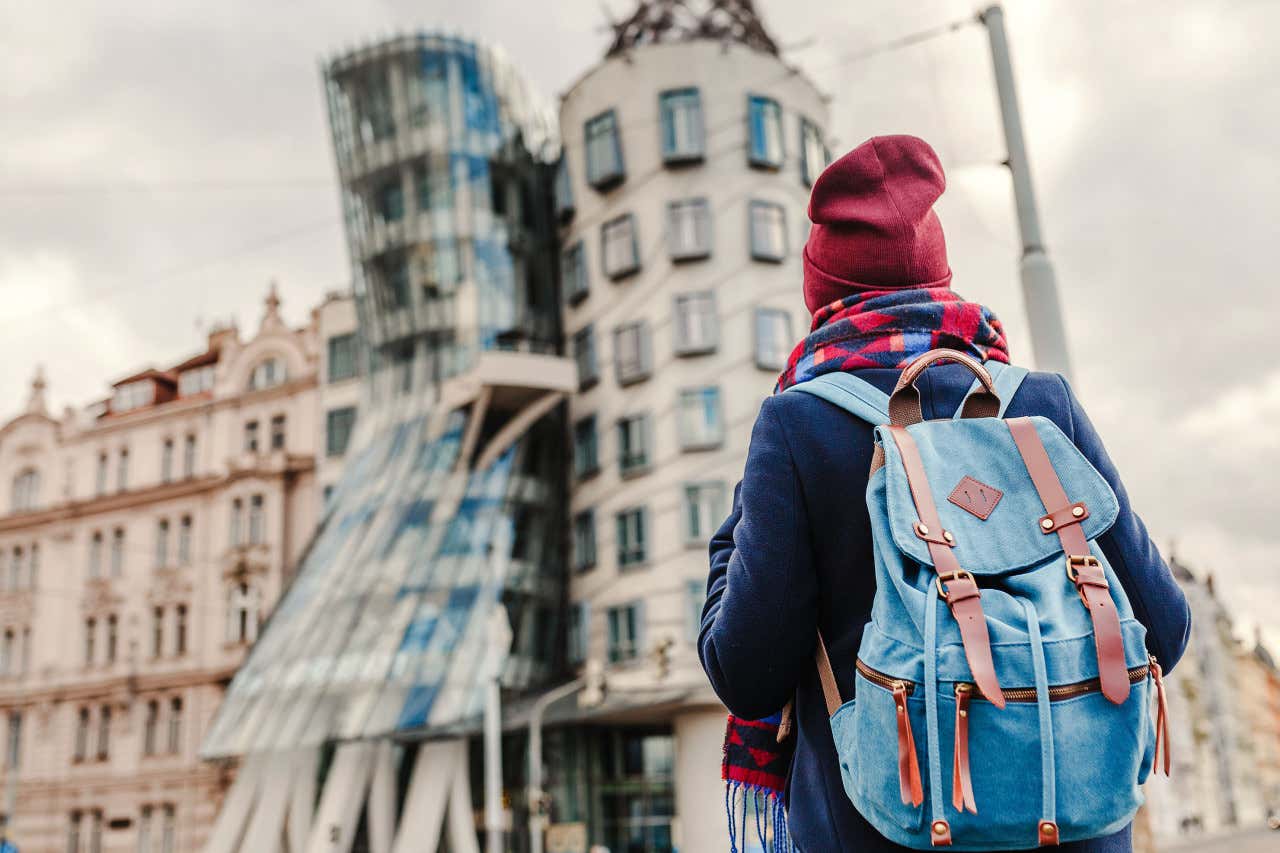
[855,657,1152,703]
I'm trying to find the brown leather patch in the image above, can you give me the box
[948,476,1003,520]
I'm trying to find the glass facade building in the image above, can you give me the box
[203,35,571,767]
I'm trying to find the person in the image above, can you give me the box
[698,135,1191,852]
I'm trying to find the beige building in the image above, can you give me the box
[0,286,357,853]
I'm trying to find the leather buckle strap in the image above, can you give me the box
[889,426,1005,709]
[1007,418,1130,705]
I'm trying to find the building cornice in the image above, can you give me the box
[0,663,240,708]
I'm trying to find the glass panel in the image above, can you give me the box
[660,88,704,162]
[679,388,723,449]
[674,292,716,354]
[614,323,650,385]
[754,308,794,370]
[748,96,784,167]
[573,326,598,387]
[666,199,710,261]
[750,202,787,261]
[585,110,624,187]
[602,215,639,278]
[801,117,830,187]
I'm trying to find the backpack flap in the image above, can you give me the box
[876,416,1119,575]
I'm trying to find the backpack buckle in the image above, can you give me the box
[1065,555,1103,585]
[935,570,976,600]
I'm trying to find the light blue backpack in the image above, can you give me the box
[788,350,1170,850]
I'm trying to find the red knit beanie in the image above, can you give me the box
[802,135,952,315]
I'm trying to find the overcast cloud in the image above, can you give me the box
[1,0,1276,644]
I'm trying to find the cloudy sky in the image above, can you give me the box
[2,0,1276,644]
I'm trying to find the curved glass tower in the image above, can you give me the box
[201,35,574,853]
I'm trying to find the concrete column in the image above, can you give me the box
[674,708,731,853]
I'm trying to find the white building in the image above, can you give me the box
[0,286,357,853]
[554,5,830,849]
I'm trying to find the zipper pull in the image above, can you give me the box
[952,684,977,814]
[894,682,924,807]
[1150,655,1171,776]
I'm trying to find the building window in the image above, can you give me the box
[666,198,711,261]
[28,543,37,589]
[607,603,642,663]
[97,705,111,761]
[615,507,648,568]
[68,811,83,853]
[89,810,104,853]
[11,467,40,512]
[562,241,589,305]
[6,711,21,769]
[112,379,154,413]
[1,631,12,677]
[182,435,196,478]
[74,708,90,762]
[568,602,590,665]
[328,333,358,382]
[110,528,125,577]
[106,614,118,664]
[138,806,153,853]
[684,482,728,543]
[800,117,829,187]
[248,494,265,545]
[161,439,174,483]
[748,95,785,168]
[168,697,183,754]
[673,291,718,355]
[151,607,164,658]
[228,583,259,644]
[177,516,192,566]
[84,618,95,666]
[248,357,286,391]
[270,414,287,451]
[117,448,129,492]
[160,804,175,853]
[554,157,575,222]
[175,605,188,657]
[178,364,215,396]
[572,510,597,573]
[88,531,103,579]
[678,387,725,450]
[155,518,169,569]
[573,416,599,479]
[573,326,598,389]
[95,453,108,496]
[687,579,706,643]
[374,177,405,225]
[243,420,259,454]
[749,200,788,262]
[659,87,704,163]
[601,214,640,280]
[584,109,624,189]
[755,307,794,371]
[20,627,29,675]
[613,322,652,386]
[143,701,159,757]
[8,547,21,591]
[617,415,652,475]
[230,498,243,547]
[326,407,357,457]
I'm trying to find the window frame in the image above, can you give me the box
[754,306,795,371]
[554,156,575,222]
[749,199,788,263]
[607,601,645,663]
[573,415,600,480]
[573,326,599,390]
[665,197,712,262]
[327,333,359,383]
[568,601,590,665]
[616,414,653,477]
[800,116,830,187]
[682,481,728,544]
[613,321,653,386]
[326,407,357,458]
[572,509,597,573]
[562,240,589,305]
[747,95,785,169]
[673,291,718,356]
[584,109,625,190]
[677,386,726,451]
[659,87,705,164]
[601,213,641,280]
[615,506,648,569]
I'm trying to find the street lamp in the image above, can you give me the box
[528,660,606,853]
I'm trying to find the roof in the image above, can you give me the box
[111,367,176,388]
[606,0,780,59]
[170,347,220,372]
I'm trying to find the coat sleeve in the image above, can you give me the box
[1062,376,1192,671]
[699,396,818,720]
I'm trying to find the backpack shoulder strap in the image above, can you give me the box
[955,361,1029,419]
[786,372,890,425]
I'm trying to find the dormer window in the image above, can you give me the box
[248,358,286,391]
[111,380,153,413]
[178,365,215,396]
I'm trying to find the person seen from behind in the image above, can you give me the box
[699,136,1191,853]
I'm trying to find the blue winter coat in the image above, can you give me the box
[699,364,1192,853]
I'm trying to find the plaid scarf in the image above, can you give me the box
[776,286,1010,392]
[721,286,1009,851]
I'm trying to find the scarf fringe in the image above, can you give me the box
[725,781,797,853]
